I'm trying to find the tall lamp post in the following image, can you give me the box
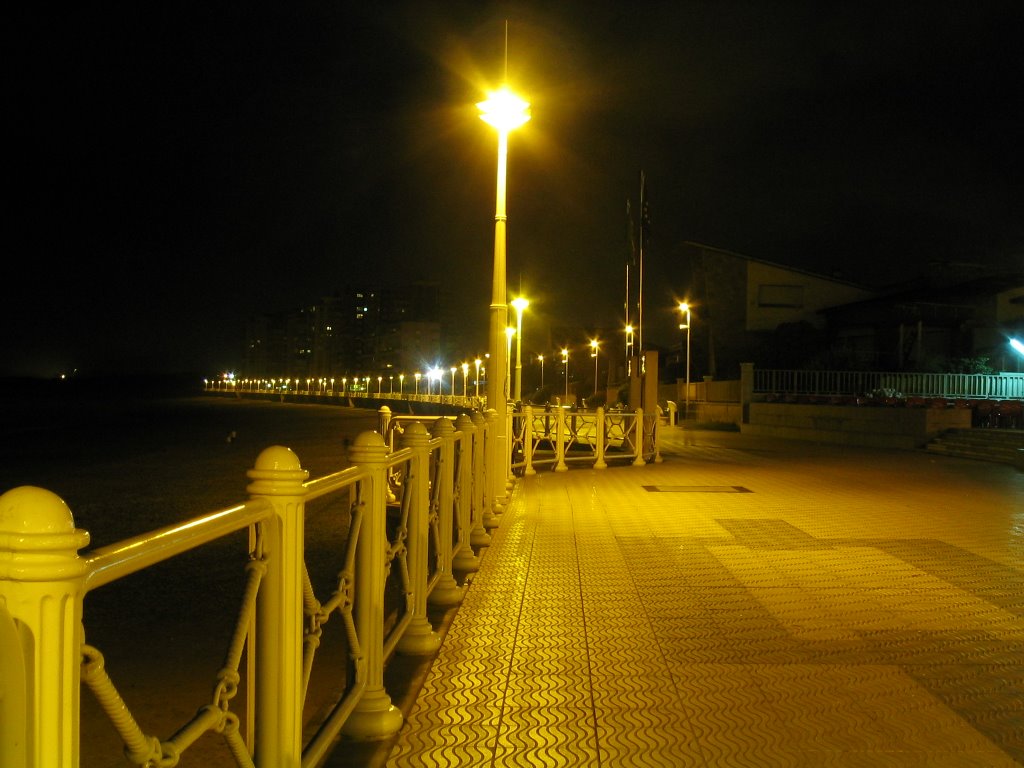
[678,302,691,421]
[511,297,529,401]
[538,354,544,389]
[505,327,516,402]
[590,339,600,397]
[479,85,530,502]
[561,347,570,404]
[474,358,482,399]
[399,373,405,396]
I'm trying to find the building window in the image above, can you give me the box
[758,284,804,308]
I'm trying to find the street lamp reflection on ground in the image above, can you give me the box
[479,84,530,502]
[678,302,691,421]
[511,297,529,401]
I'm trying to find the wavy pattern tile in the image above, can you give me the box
[353,441,1024,768]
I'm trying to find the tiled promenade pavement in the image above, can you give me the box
[331,428,1023,767]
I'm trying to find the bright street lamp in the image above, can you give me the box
[414,372,421,396]
[590,338,600,396]
[538,354,544,389]
[479,84,530,500]
[678,302,692,421]
[511,296,529,401]
[474,358,482,398]
[399,373,405,396]
[462,362,469,398]
[450,366,457,396]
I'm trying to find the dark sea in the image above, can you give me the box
[0,376,378,547]
[0,377,381,766]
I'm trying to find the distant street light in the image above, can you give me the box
[377,376,383,395]
[511,297,529,401]
[462,362,469,398]
[450,366,457,396]
[678,302,692,421]
[389,375,394,394]
[399,373,405,396]
[538,354,544,389]
[590,338,600,396]
[474,358,482,399]
[414,372,421,396]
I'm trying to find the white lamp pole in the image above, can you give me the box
[679,302,691,420]
[478,86,530,498]
[562,348,570,404]
[511,297,529,401]
[590,338,600,397]
[505,327,515,403]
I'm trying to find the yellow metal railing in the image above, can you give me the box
[0,420,487,768]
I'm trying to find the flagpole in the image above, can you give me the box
[638,171,645,371]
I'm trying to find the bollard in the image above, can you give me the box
[246,445,309,767]
[593,406,608,469]
[395,423,441,654]
[428,419,467,604]
[453,415,482,572]
[0,486,91,768]
[341,431,403,740]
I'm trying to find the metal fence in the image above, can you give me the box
[753,369,1024,400]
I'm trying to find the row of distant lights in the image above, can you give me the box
[210,335,1024,389]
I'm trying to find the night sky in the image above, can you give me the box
[8,1,1023,378]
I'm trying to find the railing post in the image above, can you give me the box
[470,411,495,537]
[633,407,647,466]
[429,418,467,604]
[341,431,403,740]
[554,405,568,472]
[0,486,90,768]
[523,405,537,476]
[454,415,481,573]
[246,446,309,768]
[396,423,441,654]
[452,415,481,572]
[593,406,608,469]
[377,406,392,449]
[483,409,502,523]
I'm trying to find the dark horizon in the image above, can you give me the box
[8,2,1022,379]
